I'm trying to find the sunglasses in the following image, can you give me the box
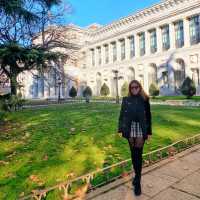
[131,85,140,89]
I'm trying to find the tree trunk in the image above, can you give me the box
[10,74,17,95]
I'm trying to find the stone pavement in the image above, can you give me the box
[86,144,200,200]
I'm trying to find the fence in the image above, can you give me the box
[20,133,200,200]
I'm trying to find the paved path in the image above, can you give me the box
[85,144,200,200]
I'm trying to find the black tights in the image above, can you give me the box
[128,137,145,181]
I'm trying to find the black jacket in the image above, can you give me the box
[118,95,152,140]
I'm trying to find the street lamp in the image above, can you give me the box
[112,69,123,104]
[57,77,62,103]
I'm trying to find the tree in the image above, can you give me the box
[100,83,110,97]
[149,83,159,98]
[83,86,92,103]
[121,82,129,97]
[0,0,74,95]
[69,86,77,98]
[0,42,62,95]
[180,77,196,99]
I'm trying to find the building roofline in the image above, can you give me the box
[87,0,184,36]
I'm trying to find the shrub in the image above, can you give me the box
[69,86,77,98]
[1,94,26,112]
[0,111,6,123]
[83,86,92,97]
[149,83,159,98]
[83,86,92,103]
[180,77,196,99]
[121,82,129,97]
[0,100,6,123]
[100,83,110,96]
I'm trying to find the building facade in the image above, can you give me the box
[14,0,200,98]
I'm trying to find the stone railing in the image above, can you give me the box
[151,100,200,107]
[23,98,200,108]
[20,133,200,200]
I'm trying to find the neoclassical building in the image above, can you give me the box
[10,0,200,98]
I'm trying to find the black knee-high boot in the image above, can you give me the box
[133,147,143,195]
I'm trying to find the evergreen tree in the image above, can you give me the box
[0,0,72,95]
[69,86,77,98]
[100,83,110,96]
[180,77,196,99]
[83,86,92,103]
[149,83,159,98]
[83,86,92,97]
[121,82,129,97]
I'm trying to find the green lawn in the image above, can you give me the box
[0,103,200,199]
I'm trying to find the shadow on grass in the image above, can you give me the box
[0,103,200,199]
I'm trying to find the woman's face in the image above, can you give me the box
[130,82,140,95]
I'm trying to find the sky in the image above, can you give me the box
[65,0,161,28]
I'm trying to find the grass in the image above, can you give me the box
[0,103,200,199]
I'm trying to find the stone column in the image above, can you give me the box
[169,22,175,50]
[156,27,162,53]
[109,43,113,63]
[90,49,94,67]
[42,73,48,98]
[102,45,105,66]
[107,44,110,64]
[146,31,150,56]
[95,47,98,67]
[183,17,190,47]
[125,37,130,60]
[85,50,90,68]
[117,39,121,62]
[135,34,140,58]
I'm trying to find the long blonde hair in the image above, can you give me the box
[128,80,149,101]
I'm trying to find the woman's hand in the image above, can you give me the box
[117,132,123,138]
[147,135,152,141]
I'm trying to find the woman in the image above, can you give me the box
[118,80,152,196]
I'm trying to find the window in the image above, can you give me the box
[120,39,125,60]
[91,49,95,66]
[32,75,38,98]
[129,36,135,58]
[150,30,157,53]
[52,68,57,96]
[175,21,184,48]
[105,45,109,64]
[139,32,145,56]
[162,25,170,50]
[38,75,44,97]
[48,68,57,96]
[97,47,102,65]
[189,15,200,45]
[192,69,200,86]
[112,42,117,62]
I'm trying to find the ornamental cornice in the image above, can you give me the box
[85,1,199,46]
[85,0,191,38]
